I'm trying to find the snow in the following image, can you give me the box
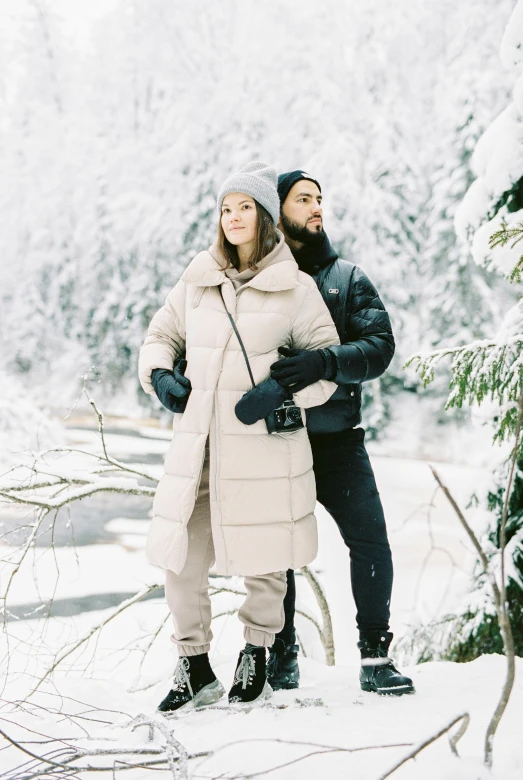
[500,0,523,72]
[469,210,523,275]
[454,0,523,273]
[3,425,520,778]
[2,611,522,779]
[0,370,64,468]
[1,1,522,775]
[471,106,523,194]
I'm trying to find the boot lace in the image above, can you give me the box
[172,657,193,697]
[234,651,256,690]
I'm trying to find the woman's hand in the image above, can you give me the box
[151,361,192,413]
[235,378,291,425]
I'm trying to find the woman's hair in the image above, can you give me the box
[216,201,278,271]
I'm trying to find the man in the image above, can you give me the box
[266,170,414,696]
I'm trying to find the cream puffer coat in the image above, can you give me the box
[138,238,340,576]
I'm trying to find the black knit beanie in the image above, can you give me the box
[277,170,322,205]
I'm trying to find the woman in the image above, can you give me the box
[138,161,339,710]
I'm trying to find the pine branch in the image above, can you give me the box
[405,334,523,441]
[488,219,523,282]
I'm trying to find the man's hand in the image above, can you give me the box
[270,346,333,393]
[151,360,192,413]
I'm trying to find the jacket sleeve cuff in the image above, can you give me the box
[321,348,338,381]
[327,343,368,384]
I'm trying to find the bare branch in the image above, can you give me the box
[193,736,414,780]
[0,481,156,511]
[484,384,522,767]
[431,445,518,769]
[0,717,209,779]
[136,613,171,679]
[430,467,500,607]
[29,585,161,696]
[130,713,190,779]
[378,712,470,779]
[87,395,108,461]
[300,566,335,665]
[1,508,50,624]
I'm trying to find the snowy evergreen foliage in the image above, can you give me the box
[455,0,523,276]
[405,2,523,662]
[406,246,523,663]
[0,0,516,416]
[442,459,523,662]
[401,451,523,664]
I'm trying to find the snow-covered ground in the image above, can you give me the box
[1,423,521,779]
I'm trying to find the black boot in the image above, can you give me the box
[228,644,272,704]
[157,653,225,712]
[358,631,415,696]
[267,638,300,691]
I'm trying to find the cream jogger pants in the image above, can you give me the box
[164,445,287,656]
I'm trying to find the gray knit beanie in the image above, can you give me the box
[216,161,280,225]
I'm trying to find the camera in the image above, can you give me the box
[265,399,304,434]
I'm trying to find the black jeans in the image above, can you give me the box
[277,427,393,644]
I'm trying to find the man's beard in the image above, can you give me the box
[280,212,325,245]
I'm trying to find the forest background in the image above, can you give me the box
[0,0,519,463]
[2,1,523,777]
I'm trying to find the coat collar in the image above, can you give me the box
[292,232,339,274]
[181,232,300,292]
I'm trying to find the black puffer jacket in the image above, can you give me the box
[293,234,395,434]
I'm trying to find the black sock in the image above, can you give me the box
[244,643,265,653]
[185,653,215,682]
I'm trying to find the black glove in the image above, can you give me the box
[151,361,192,413]
[270,346,334,393]
[235,377,291,425]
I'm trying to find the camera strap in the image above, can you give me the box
[218,287,256,390]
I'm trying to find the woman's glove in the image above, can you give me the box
[151,360,192,413]
[235,378,291,425]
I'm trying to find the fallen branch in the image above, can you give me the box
[36,446,157,483]
[29,584,161,696]
[0,723,209,780]
[1,508,50,624]
[378,712,470,779]
[0,481,156,511]
[130,713,190,779]
[193,736,414,780]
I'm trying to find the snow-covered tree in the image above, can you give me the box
[0,0,516,424]
[404,11,523,757]
[455,0,523,277]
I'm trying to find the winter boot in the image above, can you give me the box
[267,638,300,690]
[358,631,415,696]
[228,644,273,704]
[157,653,225,712]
